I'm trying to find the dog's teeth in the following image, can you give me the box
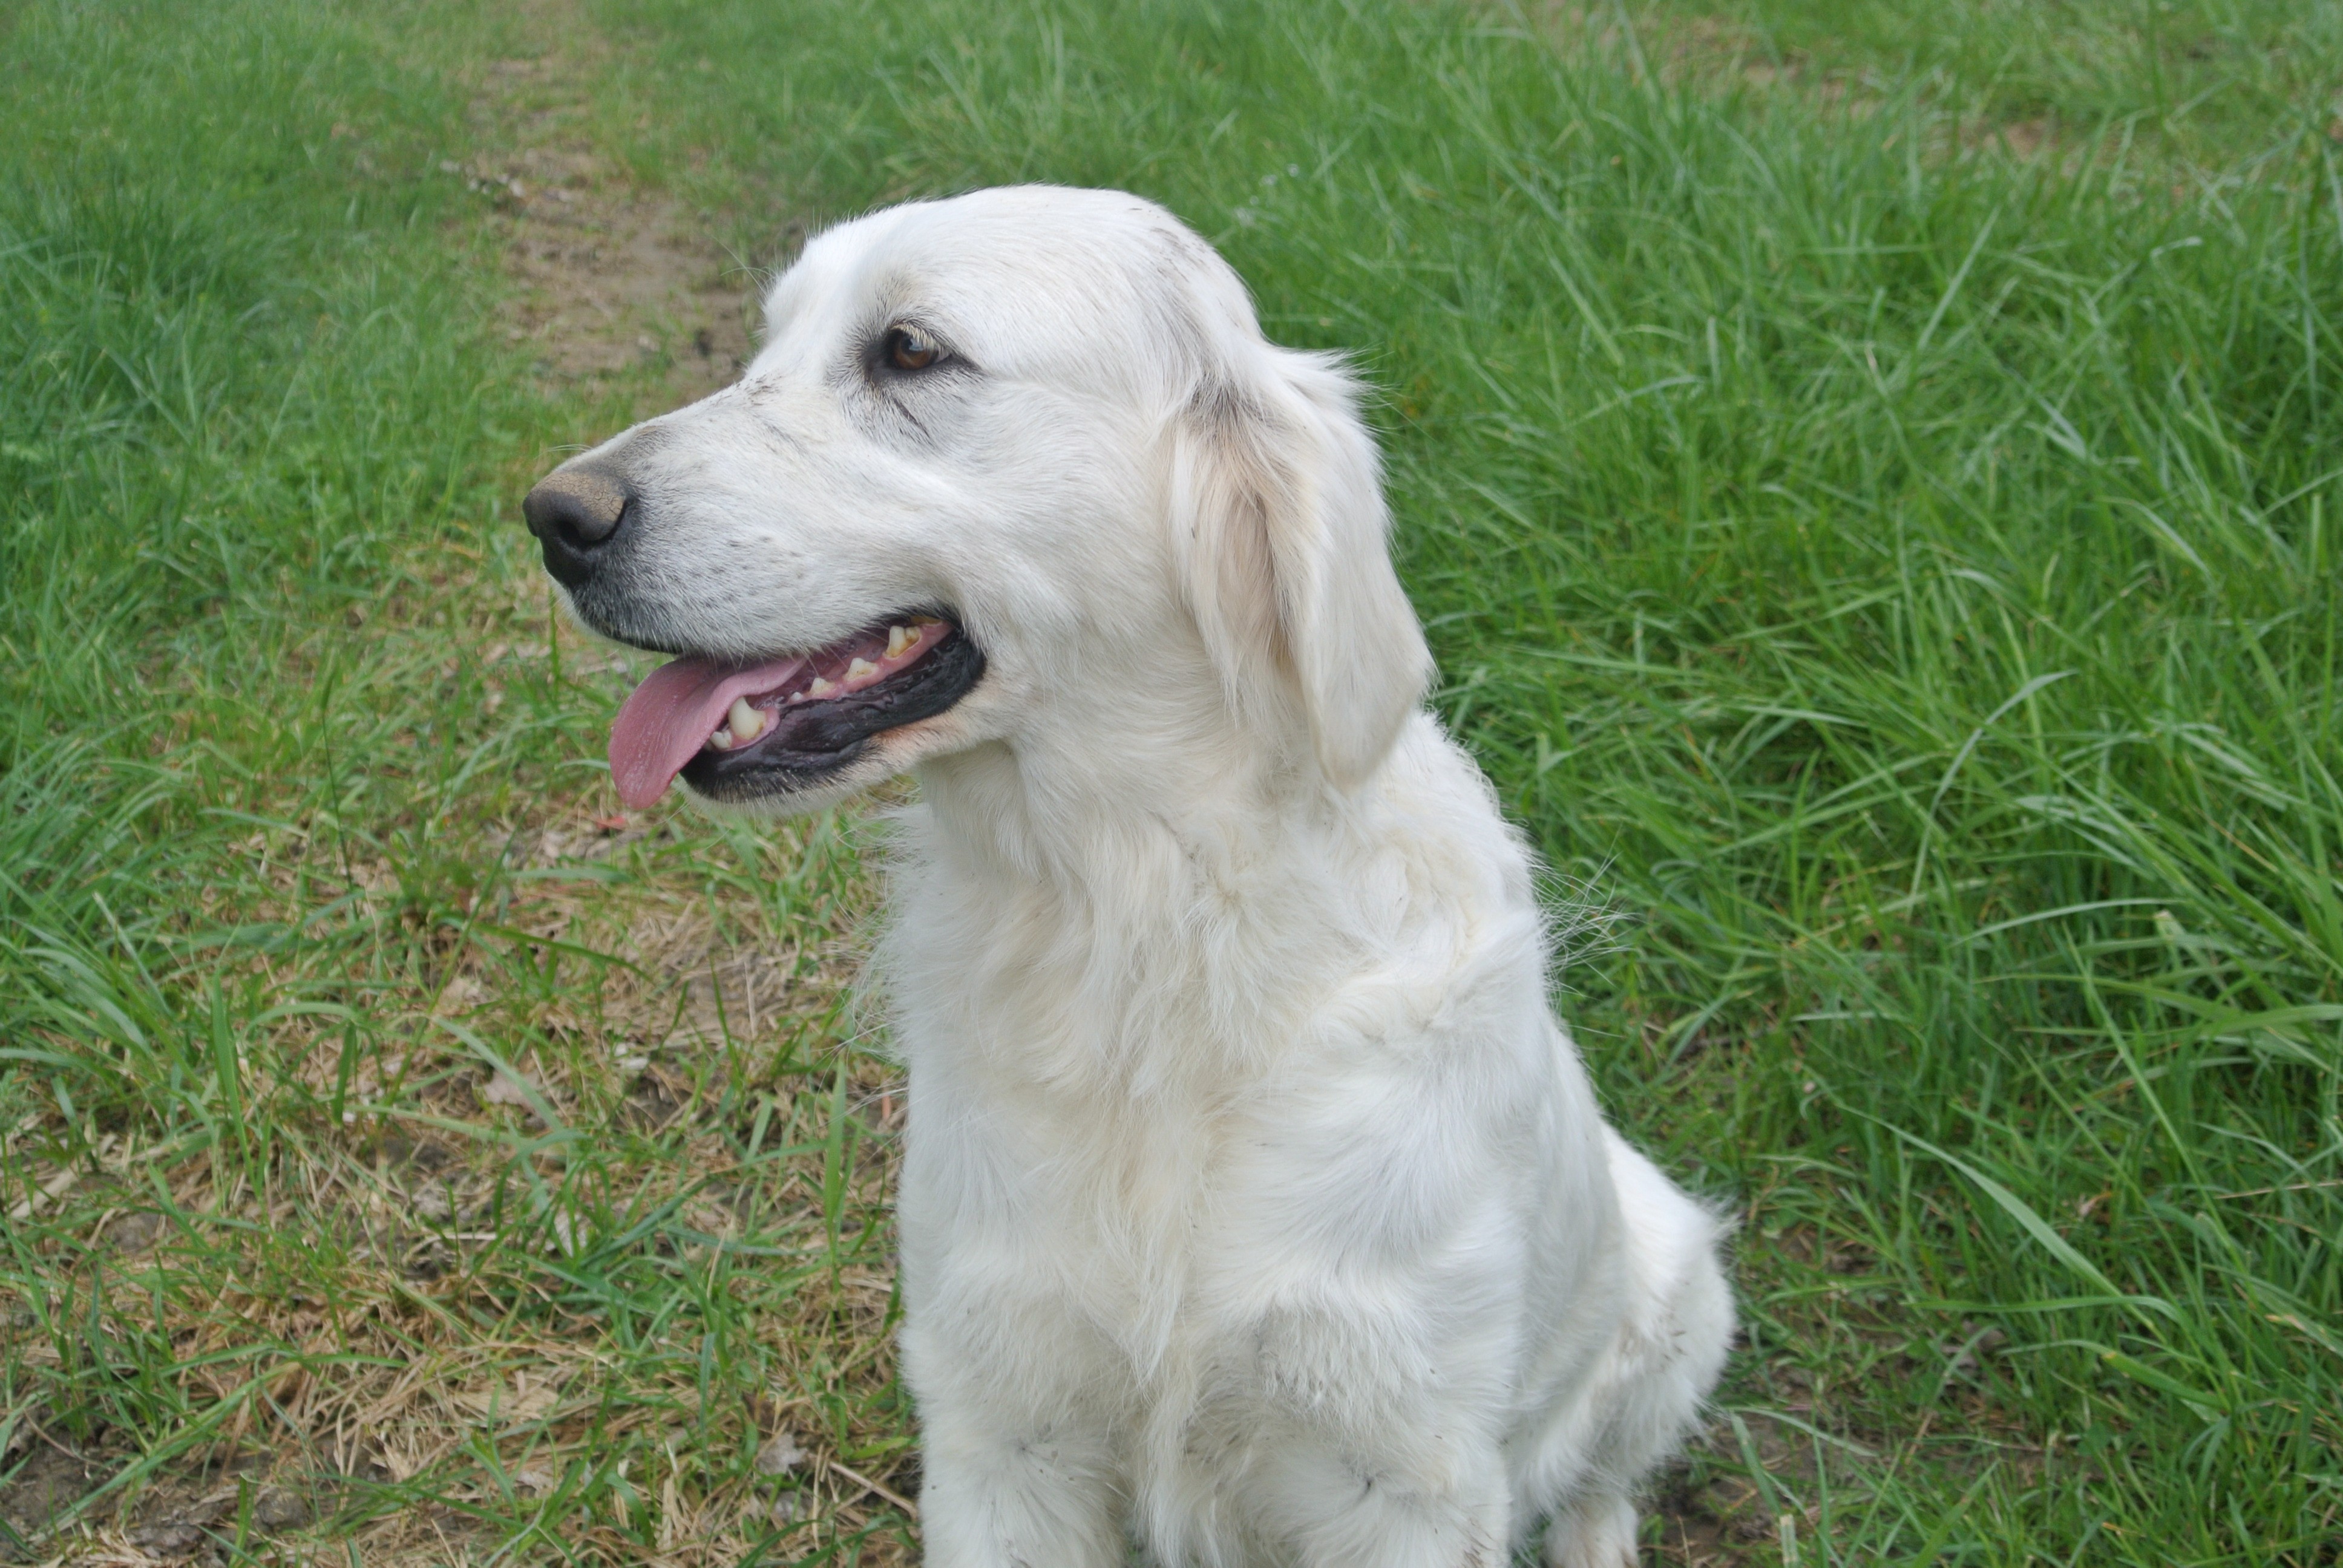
[707,728,733,751]
[728,697,765,742]
[808,676,837,698]
[886,625,911,658]
[785,688,807,704]
[847,656,879,684]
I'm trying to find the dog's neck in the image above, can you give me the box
[893,702,1383,1082]
[914,706,1332,896]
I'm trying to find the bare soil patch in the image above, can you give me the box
[460,33,763,416]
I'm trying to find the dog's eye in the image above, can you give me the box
[884,324,945,372]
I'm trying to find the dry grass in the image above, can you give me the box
[4,534,925,1563]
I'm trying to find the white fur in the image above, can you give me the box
[554,185,1732,1566]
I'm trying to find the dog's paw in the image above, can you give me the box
[1543,1495,1638,1568]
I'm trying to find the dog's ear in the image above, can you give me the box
[1172,351,1431,789]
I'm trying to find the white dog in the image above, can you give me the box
[523,185,1732,1567]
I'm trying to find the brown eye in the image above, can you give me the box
[885,324,944,371]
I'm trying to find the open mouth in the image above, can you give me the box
[608,615,984,808]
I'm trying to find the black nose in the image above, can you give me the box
[523,464,634,586]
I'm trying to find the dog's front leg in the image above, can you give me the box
[1247,1425,1513,1568]
[1220,1305,1515,1568]
[914,1388,1125,1568]
[900,1295,1126,1568]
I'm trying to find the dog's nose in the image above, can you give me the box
[523,464,634,584]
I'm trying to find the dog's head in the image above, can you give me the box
[525,185,1430,817]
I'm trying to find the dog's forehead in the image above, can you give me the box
[763,187,1221,364]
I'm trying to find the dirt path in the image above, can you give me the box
[455,17,762,417]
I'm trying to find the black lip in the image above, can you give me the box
[678,628,986,802]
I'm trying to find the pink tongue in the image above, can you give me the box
[608,653,810,809]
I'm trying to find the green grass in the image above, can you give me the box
[1,5,917,1563]
[1630,0,2343,165]
[4,0,2340,1563]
